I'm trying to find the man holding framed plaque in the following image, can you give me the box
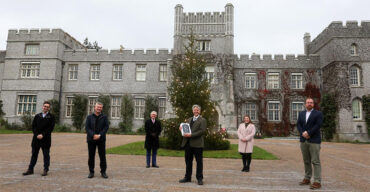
[179,104,207,185]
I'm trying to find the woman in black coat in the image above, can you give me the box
[145,111,162,168]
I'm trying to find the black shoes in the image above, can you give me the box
[41,170,48,176]
[101,172,108,179]
[22,170,34,176]
[152,165,159,168]
[179,178,191,183]
[88,172,94,178]
[241,167,250,172]
[197,179,203,185]
[146,165,150,168]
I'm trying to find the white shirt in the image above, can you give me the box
[305,109,313,123]
[193,115,199,121]
[42,112,48,118]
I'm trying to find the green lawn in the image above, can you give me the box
[107,141,278,160]
[0,129,32,134]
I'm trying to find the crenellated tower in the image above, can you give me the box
[173,3,234,55]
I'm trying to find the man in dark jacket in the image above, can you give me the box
[297,97,323,190]
[85,102,109,179]
[179,104,207,185]
[23,101,55,176]
[144,111,162,168]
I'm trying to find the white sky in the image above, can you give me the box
[1,0,370,55]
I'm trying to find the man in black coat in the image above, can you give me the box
[23,101,55,176]
[85,102,109,179]
[144,111,162,168]
[297,97,323,190]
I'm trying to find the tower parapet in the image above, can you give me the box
[7,28,84,49]
[308,21,370,53]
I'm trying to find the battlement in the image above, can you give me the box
[309,20,370,53]
[7,28,84,49]
[175,4,233,35]
[235,54,320,69]
[63,48,172,61]
[237,54,319,61]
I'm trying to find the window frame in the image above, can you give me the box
[134,98,145,119]
[65,96,74,118]
[159,64,167,82]
[352,99,362,120]
[245,72,257,89]
[205,66,215,84]
[242,102,258,121]
[17,95,37,116]
[68,64,78,80]
[111,96,122,119]
[350,43,358,56]
[158,97,166,119]
[291,101,304,122]
[291,73,303,89]
[267,101,281,121]
[20,62,40,79]
[349,66,361,87]
[25,44,40,56]
[267,72,280,89]
[90,64,100,80]
[112,64,123,80]
[136,64,147,82]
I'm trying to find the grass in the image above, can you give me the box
[107,141,278,160]
[0,129,32,134]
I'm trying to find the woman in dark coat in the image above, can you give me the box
[145,111,162,168]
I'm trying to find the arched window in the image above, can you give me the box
[349,65,360,86]
[350,43,358,56]
[352,99,362,120]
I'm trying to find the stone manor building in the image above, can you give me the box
[0,4,368,141]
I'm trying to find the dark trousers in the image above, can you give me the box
[146,148,158,166]
[240,153,252,169]
[88,141,107,173]
[28,145,50,171]
[184,143,203,180]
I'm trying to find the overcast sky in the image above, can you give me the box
[1,0,370,55]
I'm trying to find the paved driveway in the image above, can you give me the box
[0,133,369,191]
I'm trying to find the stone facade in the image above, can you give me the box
[0,4,368,141]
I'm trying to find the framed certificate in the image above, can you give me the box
[180,123,191,136]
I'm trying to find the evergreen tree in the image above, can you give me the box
[47,99,60,124]
[72,94,88,131]
[120,94,134,133]
[83,37,102,50]
[168,33,217,124]
[143,96,159,122]
[98,95,111,117]
[164,32,228,150]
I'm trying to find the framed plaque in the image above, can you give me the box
[180,123,191,136]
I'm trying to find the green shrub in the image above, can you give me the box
[161,118,183,150]
[204,129,230,150]
[21,112,33,131]
[136,126,146,135]
[72,94,88,131]
[120,94,134,133]
[54,124,72,132]
[119,122,132,133]
[48,99,60,124]
[321,94,337,141]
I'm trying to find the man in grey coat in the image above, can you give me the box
[179,104,207,185]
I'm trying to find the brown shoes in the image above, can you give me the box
[299,178,310,185]
[310,182,321,190]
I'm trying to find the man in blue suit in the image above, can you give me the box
[296,97,323,190]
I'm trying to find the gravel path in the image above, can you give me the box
[0,133,369,191]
